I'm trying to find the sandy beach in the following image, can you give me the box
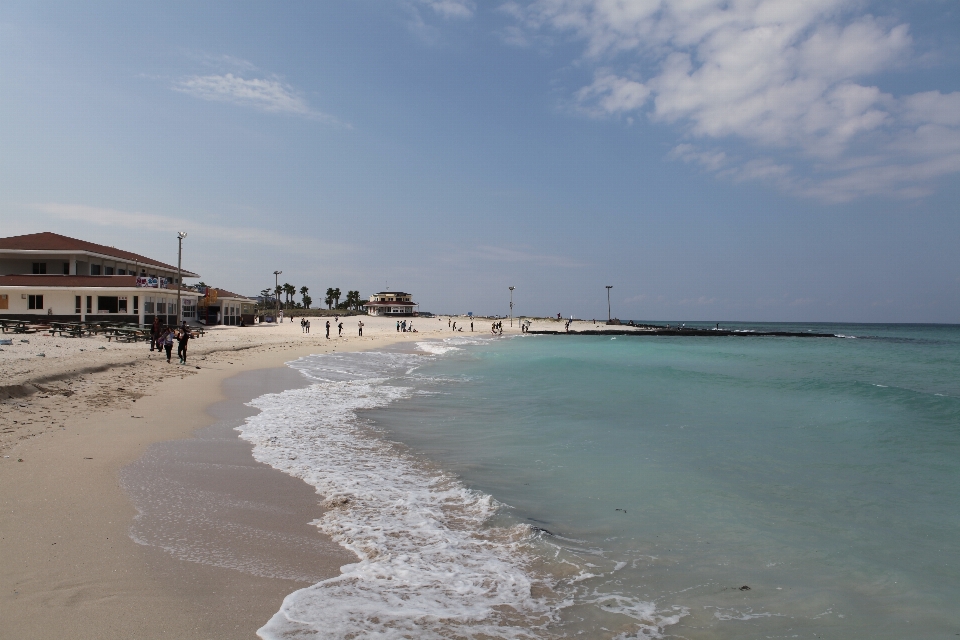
[0,314,535,639]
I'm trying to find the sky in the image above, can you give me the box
[1,0,958,322]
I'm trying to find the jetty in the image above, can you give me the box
[528,327,838,338]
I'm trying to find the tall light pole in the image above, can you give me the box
[509,286,515,327]
[176,232,187,327]
[273,270,282,322]
[606,285,613,323]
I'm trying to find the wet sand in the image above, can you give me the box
[120,365,359,635]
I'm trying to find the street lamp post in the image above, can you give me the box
[273,270,282,322]
[176,232,187,327]
[606,285,613,323]
[509,286,515,327]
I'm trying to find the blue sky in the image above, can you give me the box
[1,1,958,322]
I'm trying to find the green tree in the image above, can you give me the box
[333,287,342,308]
[325,287,335,309]
[346,290,362,310]
[299,286,310,309]
[283,283,296,309]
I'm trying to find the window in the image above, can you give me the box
[32,262,46,274]
[157,300,166,314]
[117,269,126,275]
[63,262,70,275]
[75,296,81,314]
[133,296,139,314]
[86,296,92,313]
[28,294,43,309]
[104,266,114,275]
[144,297,154,313]
[91,264,101,275]
[0,294,8,310]
[118,297,128,313]
[97,296,119,313]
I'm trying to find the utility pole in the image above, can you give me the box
[176,232,187,326]
[509,286,515,327]
[606,285,613,323]
[274,270,282,322]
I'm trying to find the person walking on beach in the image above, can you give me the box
[150,317,161,352]
[305,319,310,334]
[162,327,174,362]
[470,321,473,332]
[358,320,363,336]
[397,320,401,332]
[326,320,331,339]
[338,321,343,337]
[177,327,191,364]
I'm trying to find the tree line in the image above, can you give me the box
[258,284,364,311]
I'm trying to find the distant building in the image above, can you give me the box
[365,291,417,316]
[194,287,256,326]
[0,232,199,326]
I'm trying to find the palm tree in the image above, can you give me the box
[325,287,335,309]
[274,284,282,309]
[299,286,310,308]
[346,290,361,310]
[283,283,295,309]
[333,287,342,308]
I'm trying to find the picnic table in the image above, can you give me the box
[0,319,39,334]
[106,327,151,343]
[48,322,90,337]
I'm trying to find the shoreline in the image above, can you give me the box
[0,317,478,639]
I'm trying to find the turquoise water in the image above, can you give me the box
[360,325,960,638]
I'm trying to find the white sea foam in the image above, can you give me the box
[417,336,493,355]
[416,341,461,355]
[239,351,554,638]
[239,349,681,639]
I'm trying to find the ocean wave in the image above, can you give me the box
[239,350,682,639]
[239,352,552,638]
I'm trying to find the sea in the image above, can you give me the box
[236,322,960,639]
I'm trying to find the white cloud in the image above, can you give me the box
[509,0,960,200]
[173,73,348,126]
[29,203,351,255]
[669,143,727,172]
[420,0,475,19]
[577,70,650,115]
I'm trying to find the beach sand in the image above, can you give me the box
[0,314,530,639]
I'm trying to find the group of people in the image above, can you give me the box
[299,315,365,337]
[446,318,473,332]
[491,321,504,334]
[396,319,417,333]
[149,317,192,364]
